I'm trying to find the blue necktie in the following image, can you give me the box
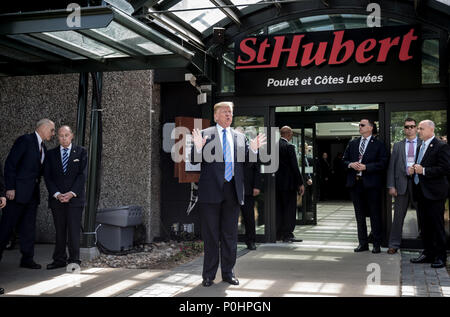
[62,148,69,174]
[414,143,425,184]
[223,129,232,182]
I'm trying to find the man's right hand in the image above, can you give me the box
[192,129,207,151]
[389,188,398,197]
[0,197,6,209]
[6,190,15,201]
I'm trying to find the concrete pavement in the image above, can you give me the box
[0,202,448,297]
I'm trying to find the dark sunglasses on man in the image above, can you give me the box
[404,125,416,129]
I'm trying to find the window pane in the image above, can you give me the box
[171,0,227,33]
[422,39,439,84]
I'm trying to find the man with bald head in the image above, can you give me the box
[409,120,450,268]
[0,118,55,269]
[44,125,87,269]
[276,126,305,242]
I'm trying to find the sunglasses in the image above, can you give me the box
[359,124,366,127]
[404,125,416,129]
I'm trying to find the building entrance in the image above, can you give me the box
[275,104,380,227]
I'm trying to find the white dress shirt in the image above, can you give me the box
[216,124,235,176]
[35,131,44,164]
[418,135,435,175]
[53,143,76,199]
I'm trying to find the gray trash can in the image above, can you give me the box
[96,205,143,251]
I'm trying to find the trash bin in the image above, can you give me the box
[96,205,143,251]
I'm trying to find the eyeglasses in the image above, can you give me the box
[404,125,416,129]
[359,124,366,127]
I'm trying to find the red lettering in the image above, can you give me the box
[271,35,304,68]
[301,42,327,66]
[355,39,376,63]
[377,36,400,62]
[257,38,271,63]
[399,28,418,61]
[329,30,355,65]
[237,38,257,64]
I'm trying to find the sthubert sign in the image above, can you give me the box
[234,25,421,95]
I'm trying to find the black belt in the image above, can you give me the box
[355,175,362,181]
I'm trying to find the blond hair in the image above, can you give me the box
[213,101,233,114]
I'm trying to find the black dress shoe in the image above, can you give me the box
[20,261,41,269]
[431,259,446,269]
[246,242,257,250]
[410,254,434,264]
[372,246,381,254]
[47,262,67,270]
[202,278,214,287]
[223,276,239,285]
[0,287,4,295]
[354,245,369,252]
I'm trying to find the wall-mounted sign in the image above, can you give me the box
[234,25,421,95]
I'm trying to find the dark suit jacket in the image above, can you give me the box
[191,126,251,205]
[0,161,5,197]
[343,136,388,188]
[414,137,450,201]
[44,144,88,208]
[243,162,262,196]
[276,138,304,191]
[4,133,46,204]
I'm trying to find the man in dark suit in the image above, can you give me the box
[44,125,88,269]
[0,119,55,269]
[276,126,305,243]
[241,161,262,250]
[386,118,422,254]
[343,119,388,254]
[191,101,266,287]
[409,120,450,269]
[0,160,7,295]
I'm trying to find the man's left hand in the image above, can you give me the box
[250,133,267,152]
[253,188,260,197]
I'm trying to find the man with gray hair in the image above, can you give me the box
[0,118,55,269]
[409,120,450,268]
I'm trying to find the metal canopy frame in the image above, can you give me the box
[0,5,195,76]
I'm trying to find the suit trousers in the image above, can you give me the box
[200,179,240,280]
[241,195,256,244]
[388,178,420,249]
[51,203,83,264]
[414,184,447,262]
[350,180,382,248]
[276,190,297,240]
[0,199,38,264]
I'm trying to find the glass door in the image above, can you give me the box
[233,106,276,242]
[292,126,318,225]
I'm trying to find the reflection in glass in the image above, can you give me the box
[276,104,379,112]
[422,39,439,84]
[171,0,227,33]
[233,116,266,238]
[41,31,127,58]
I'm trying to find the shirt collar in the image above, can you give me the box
[424,135,435,147]
[281,137,289,142]
[35,131,43,147]
[362,135,372,142]
[216,124,231,134]
[406,137,417,143]
[60,143,72,152]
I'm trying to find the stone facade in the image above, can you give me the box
[0,70,160,243]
